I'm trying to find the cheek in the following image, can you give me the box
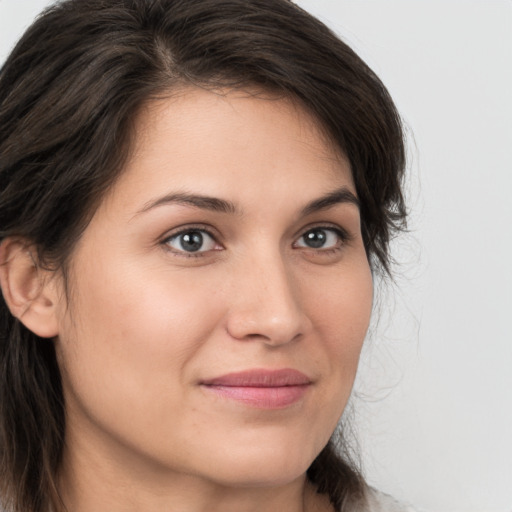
[310,260,373,350]
[55,256,225,423]
[305,259,373,401]
[65,257,222,355]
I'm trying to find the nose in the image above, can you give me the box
[225,251,310,346]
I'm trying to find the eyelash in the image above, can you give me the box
[161,224,220,258]
[292,225,350,254]
[161,224,351,258]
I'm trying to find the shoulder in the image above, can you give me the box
[361,487,419,512]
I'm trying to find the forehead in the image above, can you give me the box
[101,87,354,214]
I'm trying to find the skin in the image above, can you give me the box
[19,89,373,512]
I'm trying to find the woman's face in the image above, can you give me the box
[53,88,373,489]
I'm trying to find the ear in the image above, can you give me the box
[0,238,60,338]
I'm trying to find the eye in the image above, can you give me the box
[294,227,345,250]
[165,229,219,254]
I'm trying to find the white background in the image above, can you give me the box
[1,1,511,511]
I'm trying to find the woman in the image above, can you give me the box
[0,1,408,511]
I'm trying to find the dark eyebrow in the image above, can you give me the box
[300,187,360,216]
[137,192,239,215]
[136,186,358,218]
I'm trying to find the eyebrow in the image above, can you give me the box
[137,192,238,215]
[300,187,360,216]
[136,186,359,217]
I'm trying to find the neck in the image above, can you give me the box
[57,467,330,512]
[55,429,333,512]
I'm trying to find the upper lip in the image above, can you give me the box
[200,368,312,387]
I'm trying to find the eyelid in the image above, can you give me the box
[291,225,353,261]
[161,224,223,255]
[294,223,351,244]
[159,222,352,259]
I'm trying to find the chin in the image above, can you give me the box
[193,438,321,489]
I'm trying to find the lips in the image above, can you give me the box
[200,369,312,409]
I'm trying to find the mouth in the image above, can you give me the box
[199,369,312,409]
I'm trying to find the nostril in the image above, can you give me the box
[225,308,306,346]
[225,259,309,345]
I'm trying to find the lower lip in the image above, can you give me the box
[202,384,310,409]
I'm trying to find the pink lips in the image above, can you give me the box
[200,369,311,409]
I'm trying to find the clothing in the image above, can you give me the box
[363,488,418,512]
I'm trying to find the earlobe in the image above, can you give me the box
[0,238,60,338]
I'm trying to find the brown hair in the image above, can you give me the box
[0,1,406,511]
